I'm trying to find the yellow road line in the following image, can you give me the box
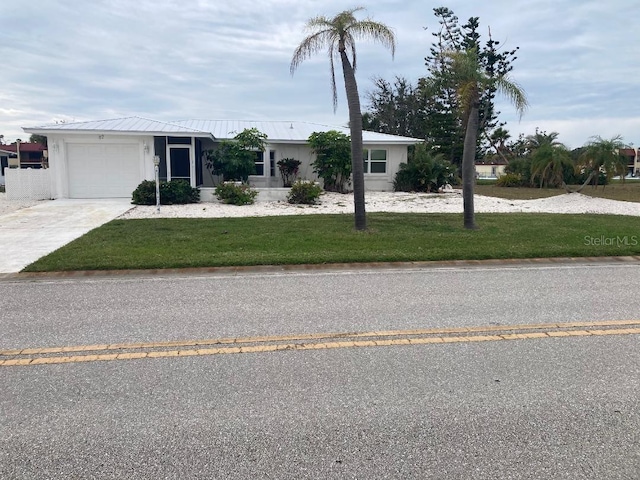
[2,319,639,358]
[1,321,639,367]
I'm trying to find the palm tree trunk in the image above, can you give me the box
[562,171,595,193]
[340,50,367,231]
[462,104,479,229]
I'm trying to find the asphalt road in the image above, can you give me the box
[1,262,640,478]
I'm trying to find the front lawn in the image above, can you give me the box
[24,213,640,272]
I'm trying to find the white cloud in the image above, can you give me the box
[512,117,640,150]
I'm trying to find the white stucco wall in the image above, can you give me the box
[246,142,409,191]
[247,143,315,188]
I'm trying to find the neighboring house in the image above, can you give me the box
[475,162,506,179]
[0,142,47,168]
[22,117,421,199]
[0,143,48,185]
[619,148,640,177]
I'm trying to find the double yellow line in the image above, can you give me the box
[2,320,639,367]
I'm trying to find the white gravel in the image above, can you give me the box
[118,190,640,219]
[2,190,638,219]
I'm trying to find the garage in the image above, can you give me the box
[67,143,142,198]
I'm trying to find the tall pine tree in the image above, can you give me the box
[363,7,521,166]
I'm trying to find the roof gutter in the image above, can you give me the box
[22,128,216,141]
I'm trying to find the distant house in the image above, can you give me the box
[0,142,47,168]
[475,161,507,179]
[22,117,422,199]
[619,148,640,177]
[1,143,48,186]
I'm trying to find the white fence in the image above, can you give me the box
[5,168,52,201]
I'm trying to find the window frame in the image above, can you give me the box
[252,151,265,176]
[362,148,388,175]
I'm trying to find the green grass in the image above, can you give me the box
[475,181,640,202]
[476,179,498,186]
[24,213,640,272]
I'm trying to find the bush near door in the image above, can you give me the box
[132,180,200,205]
[277,158,301,187]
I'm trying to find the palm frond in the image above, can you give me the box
[328,42,338,110]
[305,15,333,31]
[443,47,528,121]
[290,29,334,75]
[291,7,396,113]
[347,20,396,58]
[494,76,528,119]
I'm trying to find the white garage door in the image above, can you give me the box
[67,144,141,198]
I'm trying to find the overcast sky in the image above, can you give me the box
[1,0,638,149]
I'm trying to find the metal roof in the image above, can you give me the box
[171,119,422,144]
[23,117,209,136]
[23,116,422,144]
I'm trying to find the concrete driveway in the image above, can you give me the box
[0,199,133,274]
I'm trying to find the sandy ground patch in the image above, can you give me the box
[119,191,640,219]
[2,191,639,220]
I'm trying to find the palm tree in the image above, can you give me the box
[490,127,511,150]
[579,135,628,188]
[530,143,573,188]
[525,129,562,153]
[446,48,528,229]
[291,7,396,231]
[487,127,511,163]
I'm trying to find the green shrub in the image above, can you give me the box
[393,145,456,192]
[287,180,322,205]
[308,131,352,193]
[495,173,526,187]
[132,180,200,205]
[132,180,156,205]
[205,128,267,182]
[205,143,256,182]
[504,158,533,187]
[214,182,258,205]
[162,180,200,204]
[277,158,302,187]
[392,167,418,192]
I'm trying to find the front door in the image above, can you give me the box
[168,146,194,185]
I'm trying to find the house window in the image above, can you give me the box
[254,151,265,176]
[167,136,192,145]
[363,149,387,174]
[269,151,276,177]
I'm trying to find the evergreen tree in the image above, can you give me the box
[363,7,522,167]
[363,76,426,138]
[423,7,521,165]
